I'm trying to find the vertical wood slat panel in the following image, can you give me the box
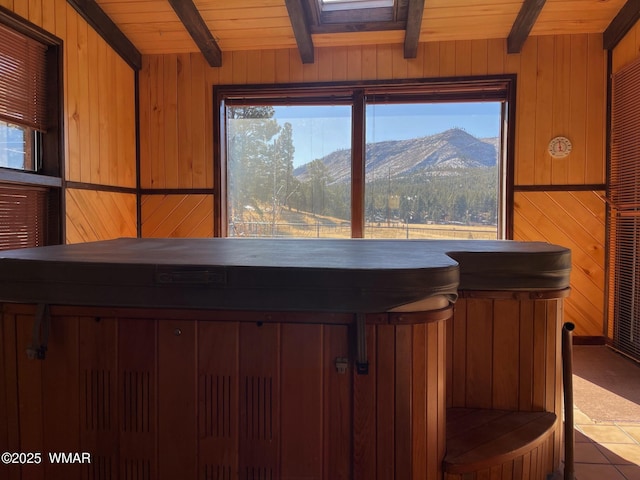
[492,300,520,411]
[0,310,20,480]
[158,320,197,480]
[353,324,376,480]
[281,324,324,479]
[323,325,351,480]
[43,314,80,480]
[411,324,427,479]
[568,34,588,185]
[465,299,493,409]
[79,317,118,478]
[449,296,564,416]
[534,36,554,186]
[551,35,570,185]
[141,35,606,187]
[376,323,395,480]
[240,322,280,478]
[119,320,156,479]
[198,322,239,478]
[15,313,45,479]
[395,325,412,480]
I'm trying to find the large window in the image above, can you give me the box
[216,77,514,239]
[0,9,62,250]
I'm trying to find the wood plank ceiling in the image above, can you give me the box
[93,0,630,68]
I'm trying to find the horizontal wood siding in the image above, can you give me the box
[514,191,606,337]
[65,189,137,244]
[4,0,138,242]
[138,35,607,336]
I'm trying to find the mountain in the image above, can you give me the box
[293,128,498,184]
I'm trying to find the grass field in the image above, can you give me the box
[230,208,497,240]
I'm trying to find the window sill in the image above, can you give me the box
[0,168,62,188]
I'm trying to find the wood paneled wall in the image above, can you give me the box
[138,34,607,336]
[612,20,640,74]
[1,0,137,243]
[139,35,606,190]
[514,191,606,337]
[65,189,136,244]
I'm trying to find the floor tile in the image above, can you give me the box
[617,464,640,480]
[573,408,595,425]
[574,463,627,480]
[573,442,611,464]
[574,429,594,443]
[596,443,640,465]
[621,426,640,444]
[580,424,636,444]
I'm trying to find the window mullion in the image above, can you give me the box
[351,89,365,238]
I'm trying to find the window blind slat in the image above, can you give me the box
[609,54,640,361]
[0,185,48,250]
[0,22,48,131]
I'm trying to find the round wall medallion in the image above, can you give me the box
[548,136,572,158]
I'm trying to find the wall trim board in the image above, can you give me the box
[140,189,216,196]
[574,336,606,345]
[66,181,137,195]
[514,184,606,192]
[135,70,142,238]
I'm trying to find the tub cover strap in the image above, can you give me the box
[26,303,50,360]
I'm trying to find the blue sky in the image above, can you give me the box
[273,102,502,167]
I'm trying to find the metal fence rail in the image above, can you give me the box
[229,221,496,240]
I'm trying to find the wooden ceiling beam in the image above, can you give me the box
[66,0,141,70]
[285,0,315,64]
[168,0,222,67]
[604,0,640,50]
[404,0,425,58]
[507,0,546,54]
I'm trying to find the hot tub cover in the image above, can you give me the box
[0,238,570,312]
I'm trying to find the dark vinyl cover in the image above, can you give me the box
[0,238,570,312]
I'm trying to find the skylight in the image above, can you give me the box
[320,0,394,12]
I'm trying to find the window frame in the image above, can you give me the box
[214,75,516,239]
[0,6,64,248]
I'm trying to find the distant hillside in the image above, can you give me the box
[294,128,498,184]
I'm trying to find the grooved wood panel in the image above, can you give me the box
[138,35,606,191]
[65,189,137,244]
[446,296,564,474]
[514,191,606,337]
[141,194,214,238]
[1,305,448,480]
[611,18,640,74]
[4,0,137,189]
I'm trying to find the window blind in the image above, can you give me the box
[0,184,49,250]
[609,54,640,361]
[0,21,48,131]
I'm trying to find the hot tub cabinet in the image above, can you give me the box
[0,238,570,480]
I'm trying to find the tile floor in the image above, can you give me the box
[554,345,640,480]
